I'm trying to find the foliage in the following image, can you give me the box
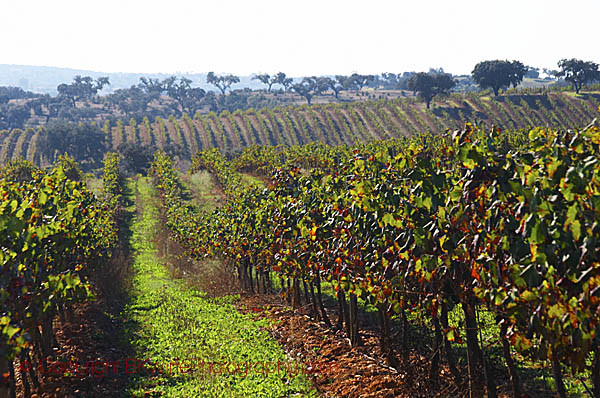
[151,112,600,396]
[406,72,456,108]
[472,60,528,96]
[57,75,110,106]
[555,58,600,94]
[0,160,117,366]
[292,77,319,105]
[54,153,84,181]
[37,120,105,167]
[0,158,41,182]
[206,72,240,95]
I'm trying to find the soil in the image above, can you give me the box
[236,293,465,398]
[13,291,133,398]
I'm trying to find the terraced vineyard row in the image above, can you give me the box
[1,93,599,165]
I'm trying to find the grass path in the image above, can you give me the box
[123,176,317,397]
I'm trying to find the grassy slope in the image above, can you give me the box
[123,176,316,397]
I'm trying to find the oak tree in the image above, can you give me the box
[407,72,456,109]
[471,60,527,96]
[555,58,600,93]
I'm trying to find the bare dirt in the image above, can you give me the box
[236,293,465,398]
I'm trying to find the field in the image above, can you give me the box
[0,97,599,398]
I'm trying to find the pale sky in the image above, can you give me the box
[1,0,598,76]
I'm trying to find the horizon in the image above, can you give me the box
[1,0,598,77]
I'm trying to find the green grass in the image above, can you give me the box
[240,173,265,189]
[85,176,104,197]
[179,170,221,212]
[123,177,317,397]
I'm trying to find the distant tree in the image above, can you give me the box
[203,90,253,113]
[106,86,156,119]
[274,72,293,91]
[525,66,540,79]
[57,75,110,106]
[166,77,205,115]
[159,76,177,94]
[349,73,375,93]
[253,74,274,92]
[38,120,105,166]
[471,60,527,96]
[543,68,560,80]
[117,142,156,175]
[138,77,166,95]
[407,72,456,109]
[30,95,69,123]
[340,76,356,92]
[0,103,31,130]
[555,58,600,94]
[380,73,399,89]
[316,76,344,99]
[292,77,319,105]
[428,67,445,74]
[0,86,39,104]
[315,77,332,96]
[324,75,346,98]
[397,71,416,90]
[206,72,240,95]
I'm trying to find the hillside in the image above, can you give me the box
[1,91,598,166]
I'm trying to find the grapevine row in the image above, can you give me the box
[151,115,600,397]
[0,156,122,396]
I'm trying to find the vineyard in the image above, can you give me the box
[0,155,120,397]
[0,92,599,166]
[146,116,600,398]
[1,107,600,397]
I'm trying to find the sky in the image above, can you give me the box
[1,0,598,77]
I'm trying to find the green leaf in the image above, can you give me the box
[3,325,20,339]
[382,213,394,226]
[38,191,48,205]
[548,304,565,319]
[521,290,537,301]
[570,219,581,241]
[528,220,546,244]
[446,328,456,342]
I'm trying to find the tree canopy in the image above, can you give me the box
[274,72,293,91]
[38,120,105,167]
[165,77,206,116]
[252,72,293,93]
[555,59,600,93]
[292,77,319,105]
[471,60,527,96]
[57,75,110,106]
[407,72,456,109]
[206,72,240,95]
[348,73,375,92]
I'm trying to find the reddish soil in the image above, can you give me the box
[13,292,132,398]
[237,294,464,398]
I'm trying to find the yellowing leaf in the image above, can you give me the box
[521,290,537,301]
